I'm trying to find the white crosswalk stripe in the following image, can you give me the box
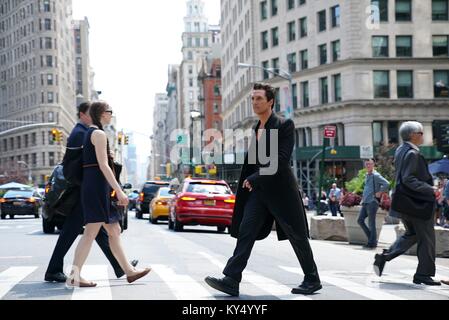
[280,266,405,300]
[199,252,311,300]
[399,270,449,298]
[70,265,112,300]
[151,264,213,300]
[0,267,37,299]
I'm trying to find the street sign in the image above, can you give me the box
[435,121,449,154]
[324,126,337,139]
[360,145,374,159]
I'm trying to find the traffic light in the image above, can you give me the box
[56,130,62,142]
[51,129,58,142]
[330,149,337,155]
[124,135,129,145]
[118,132,123,145]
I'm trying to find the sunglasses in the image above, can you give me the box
[104,110,113,115]
[414,132,423,136]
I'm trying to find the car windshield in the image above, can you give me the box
[158,188,173,197]
[186,183,231,195]
[4,190,34,198]
[142,185,163,194]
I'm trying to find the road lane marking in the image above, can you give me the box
[27,230,42,235]
[70,265,112,300]
[0,267,37,299]
[399,270,449,298]
[0,256,32,260]
[151,264,213,300]
[279,266,405,300]
[199,252,311,300]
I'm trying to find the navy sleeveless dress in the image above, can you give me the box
[81,127,120,225]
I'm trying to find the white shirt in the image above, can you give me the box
[406,141,419,151]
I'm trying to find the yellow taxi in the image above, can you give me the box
[149,187,174,224]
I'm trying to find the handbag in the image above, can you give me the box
[391,149,435,220]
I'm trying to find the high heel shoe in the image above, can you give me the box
[127,268,151,284]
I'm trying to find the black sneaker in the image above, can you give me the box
[373,253,387,277]
[205,276,239,297]
[413,276,441,286]
[291,280,322,295]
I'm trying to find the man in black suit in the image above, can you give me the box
[373,121,440,286]
[205,83,321,296]
[45,102,137,282]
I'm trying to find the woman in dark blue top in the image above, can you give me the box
[66,102,151,288]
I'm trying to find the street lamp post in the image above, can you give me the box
[237,63,298,182]
[190,110,204,178]
[17,161,32,185]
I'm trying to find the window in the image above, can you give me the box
[319,44,327,65]
[46,55,53,67]
[214,85,221,96]
[299,17,307,37]
[287,0,295,10]
[188,66,193,75]
[195,38,201,47]
[47,92,54,103]
[260,1,268,20]
[287,53,297,73]
[320,77,329,104]
[274,88,280,112]
[47,74,53,85]
[332,40,341,62]
[374,71,390,98]
[299,0,306,5]
[318,10,326,32]
[288,21,296,42]
[372,36,389,57]
[43,0,50,12]
[261,31,269,50]
[433,35,449,56]
[262,60,270,79]
[396,0,412,21]
[271,27,279,47]
[396,36,412,57]
[44,18,51,30]
[331,5,340,27]
[371,0,388,22]
[333,74,342,102]
[187,37,192,47]
[433,0,448,20]
[300,49,308,70]
[397,70,413,98]
[189,78,193,87]
[188,51,193,60]
[204,38,208,47]
[213,104,219,113]
[272,58,279,74]
[301,81,309,107]
[373,122,384,146]
[434,70,449,97]
[49,152,55,166]
[271,0,278,16]
[292,83,298,109]
[44,37,52,49]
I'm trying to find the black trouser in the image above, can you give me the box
[383,214,436,277]
[46,202,123,277]
[223,192,320,283]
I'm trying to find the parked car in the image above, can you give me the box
[128,191,139,211]
[168,178,235,232]
[149,187,174,224]
[0,189,43,219]
[136,181,170,219]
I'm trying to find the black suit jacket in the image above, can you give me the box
[67,122,89,149]
[391,143,435,218]
[230,113,309,241]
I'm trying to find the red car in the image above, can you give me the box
[168,178,235,232]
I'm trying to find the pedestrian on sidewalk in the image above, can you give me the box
[357,159,390,249]
[328,183,342,217]
[373,121,440,286]
[205,83,321,297]
[44,102,138,283]
[66,102,150,287]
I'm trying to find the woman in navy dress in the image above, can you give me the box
[67,102,151,287]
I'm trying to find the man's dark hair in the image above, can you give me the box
[77,102,91,119]
[253,83,276,109]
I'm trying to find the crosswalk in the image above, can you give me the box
[2,259,449,300]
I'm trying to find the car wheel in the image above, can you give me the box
[42,218,55,234]
[136,211,143,219]
[1,214,6,220]
[173,213,183,232]
[149,210,158,224]
[9,214,15,219]
[217,226,226,233]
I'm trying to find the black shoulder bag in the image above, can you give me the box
[391,150,435,220]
